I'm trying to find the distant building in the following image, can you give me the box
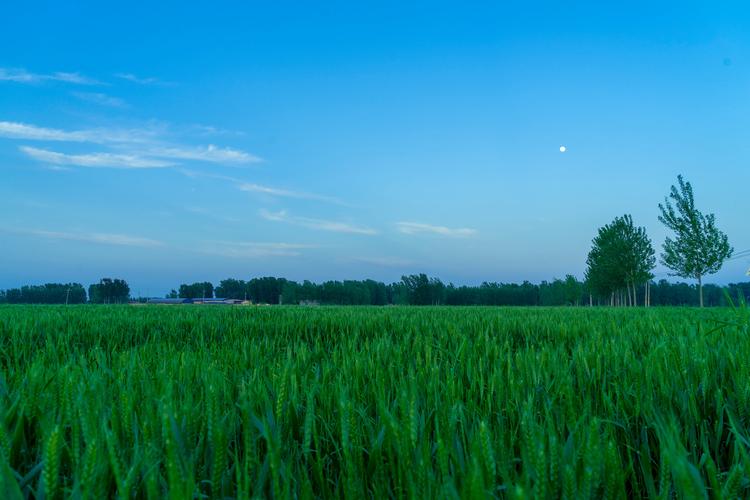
[192,298,245,305]
[147,298,193,305]
[145,297,251,305]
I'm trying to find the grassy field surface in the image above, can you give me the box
[0,305,748,499]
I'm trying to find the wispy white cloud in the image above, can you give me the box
[71,91,128,108]
[200,241,316,258]
[51,72,100,85]
[2,121,260,166]
[239,182,345,204]
[355,256,414,267]
[175,170,344,205]
[8,228,164,248]
[19,146,174,169]
[115,73,170,86]
[260,209,377,235]
[0,68,100,85]
[0,121,93,141]
[0,121,159,144]
[396,221,477,238]
[189,124,244,137]
[145,145,260,164]
[0,68,38,83]
[240,183,297,197]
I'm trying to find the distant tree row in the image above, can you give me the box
[165,275,749,307]
[0,278,129,304]
[0,283,87,304]
[2,275,747,306]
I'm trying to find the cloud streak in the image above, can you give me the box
[396,221,477,237]
[0,121,95,142]
[2,121,260,166]
[145,145,260,164]
[115,73,170,86]
[8,228,164,248]
[0,121,159,144]
[0,68,100,85]
[200,241,317,258]
[261,209,377,235]
[175,171,345,205]
[20,146,174,169]
[71,92,128,108]
[355,256,415,267]
[239,182,345,204]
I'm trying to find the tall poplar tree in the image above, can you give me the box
[658,175,733,307]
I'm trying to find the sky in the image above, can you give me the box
[1,1,748,296]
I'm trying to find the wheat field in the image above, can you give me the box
[0,305,748,499]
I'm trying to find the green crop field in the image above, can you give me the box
[0,305,748,499]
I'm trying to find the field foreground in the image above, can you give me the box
[0,305,748,499]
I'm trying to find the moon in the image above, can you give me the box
[559,146,567,153]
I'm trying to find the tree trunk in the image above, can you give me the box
[698,274,703,308]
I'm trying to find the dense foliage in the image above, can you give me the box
[585,215,655,305]
[87,278,130,304]
[177,282,215,300]
[658,175,734,306]
[0,305,748,498]
[0,283,86,304]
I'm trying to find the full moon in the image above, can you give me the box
[559,146,567,153]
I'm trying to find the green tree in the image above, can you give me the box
[658,175,733,307]
[563,275,584,306]
[247,277,286,304]
[178,282,214,299]
[585,215,655,306]
[88,278,130,304]
[215,279,247,300]
[400,274,446,305]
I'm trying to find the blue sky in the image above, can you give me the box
[1,1,748,295]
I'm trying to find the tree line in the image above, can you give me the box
[0,278,130,304]
[5,275,747,306]
[171,275,749,306]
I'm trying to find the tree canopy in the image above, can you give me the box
[88,278,130,304]
[0,283,86,304]
[585,214,655,306]
[658,175,733,306]
[178,282,215,299]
